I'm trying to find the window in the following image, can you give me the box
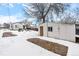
[48,27,52,32]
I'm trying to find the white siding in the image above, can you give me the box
[47,23,59,39]
[59,24,75,42]
[39,23,75,42]
[10,23,23,30]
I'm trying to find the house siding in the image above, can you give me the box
[9,23,23,30]
[39,23,75,42]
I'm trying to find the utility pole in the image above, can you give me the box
[8,3,10,22]
[7,3,11,29]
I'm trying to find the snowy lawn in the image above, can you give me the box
[0,29,59,56]
[0,29,79,56]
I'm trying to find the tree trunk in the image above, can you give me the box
[43,16,45,23]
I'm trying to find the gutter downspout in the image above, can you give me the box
[47,22,48,37]
[47,15,49,37]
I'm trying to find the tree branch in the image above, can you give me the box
[44,4,51,17]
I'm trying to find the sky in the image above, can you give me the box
[0,3,34,24]
[0,3,79,24]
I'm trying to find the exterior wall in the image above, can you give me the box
[47,23,59,39]
[10,23,23,30]
[39,23,75,42]
[9,21,32,30]
[59,24,75,42]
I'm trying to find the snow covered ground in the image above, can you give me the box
[0,29,59,56]
[0,29,79,56]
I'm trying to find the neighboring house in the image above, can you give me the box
[0,24,9,29]
[38,22,79,43]
[9,22,23,30]
[9,21,32,30]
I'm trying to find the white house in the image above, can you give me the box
[9,21,32,30]
[9,22,23,30]
[39,22,79,43]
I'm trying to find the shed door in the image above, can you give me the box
[40,26,43,36]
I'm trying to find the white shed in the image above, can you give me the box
[39,22,76,42]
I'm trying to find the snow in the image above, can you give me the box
[0,29,59,56]
[0,29,79,56]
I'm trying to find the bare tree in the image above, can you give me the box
[24,3,65,23]
[60,6,79,24]
[74,7,79,23]
[60,12,76,24]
